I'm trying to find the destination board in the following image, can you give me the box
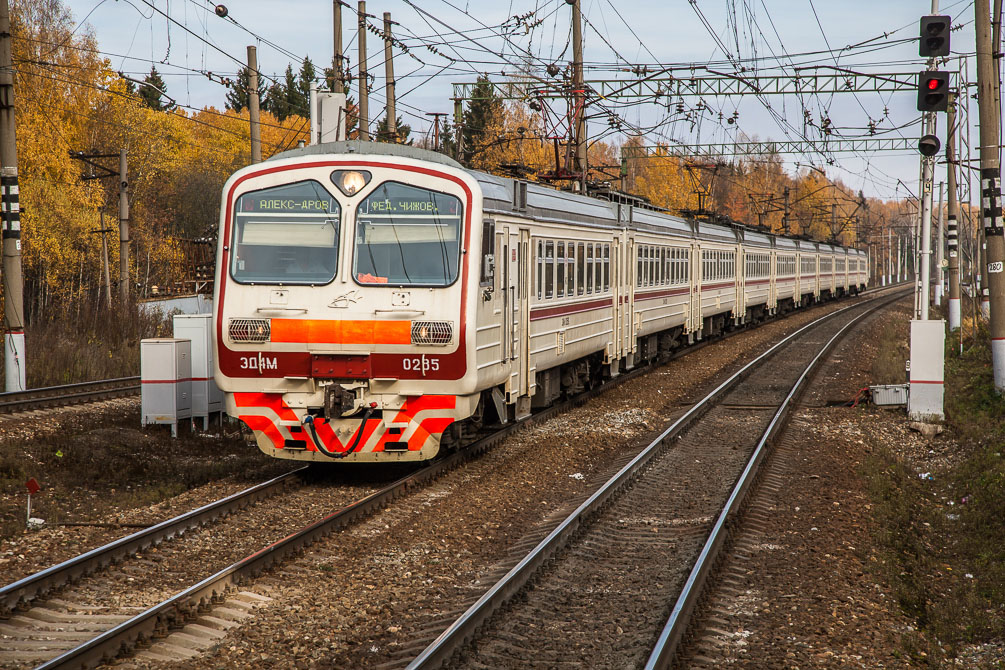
[237,180,338,214]
[240,196,337,213]
[361,184,460,218]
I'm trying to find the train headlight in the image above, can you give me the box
[331,170,371,196]
[229,318,271,343]
[411,321,452,345]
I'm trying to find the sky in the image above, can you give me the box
[59,0,983,202]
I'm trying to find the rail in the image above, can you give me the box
[0,377,140,414]
[405,287,908,669]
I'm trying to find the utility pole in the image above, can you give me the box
[426,112,446,152]
[936,181,945,306]
[0,0,25,391]
[947,93,962,330]
[331,0,344,93]
[976,0,1005,388]
[453,98,463,160]
[247,46,262,163]
[830,203,837,241]
[916,2,940,320]
[571,0,586,192]
[118,149,130,305]
[887,227,892,285]
[782,186,790,234]
[383,12,396,143]
[94,215,112,310]
[357,1,369,141]
[897,234,903,281]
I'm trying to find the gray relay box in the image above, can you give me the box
[870,384,908,406]
[141,338,192,437]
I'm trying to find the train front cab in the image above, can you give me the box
[213,146,486,462]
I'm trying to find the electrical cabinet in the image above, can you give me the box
[141,338,192,437]
[173,314,223,428]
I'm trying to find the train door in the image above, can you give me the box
[626,234,636,360]
[736,245,745,322]
[498,225,511,371]
[610,237,621,364]
[794,252,801,305]
[518,228,530,397]
[690,243,701,336]
[769,250,777,312]
[501,224,521,400]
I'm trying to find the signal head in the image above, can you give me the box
[919,15,951,57]
[917,71,949,112]
[918,134,941,157]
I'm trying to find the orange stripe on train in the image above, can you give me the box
[269,319,411,345]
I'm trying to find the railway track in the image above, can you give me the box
[0,287,902,670]
[403,288,908,669]
[0,378,140,415]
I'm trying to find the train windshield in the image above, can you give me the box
[231,180,340,284]
[353,182,463,286]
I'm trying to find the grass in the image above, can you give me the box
[0,301,172,388]
[870,304,911,385]
[864,317,1005,667]
[0,416,290,540]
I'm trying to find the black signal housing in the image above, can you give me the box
[919,15,951,57]
[917,71,949,112]
[918,134,941,157]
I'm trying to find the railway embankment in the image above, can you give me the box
[698,298,1005,669]
[863,308,1005,667]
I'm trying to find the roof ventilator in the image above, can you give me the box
[513,181,528,212]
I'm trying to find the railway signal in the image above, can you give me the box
[918,134,941,157]
[917,71,949,112]
[919,15,951,57]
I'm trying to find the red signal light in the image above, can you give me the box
[927,78,941,90]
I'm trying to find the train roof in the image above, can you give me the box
[269,140,465,170]
[267,141,864,255]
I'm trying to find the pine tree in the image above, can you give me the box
[139,66,173,111]
[294,57,317,116]
[461,75,502,165]
[225,65,266,113]
[439,118,457,158]
[376,115,411,144]
[263,80,289,120]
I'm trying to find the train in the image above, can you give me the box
[213,141,868,463]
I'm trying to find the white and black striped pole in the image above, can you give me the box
[947,92,962,331]
[976,0,1005,388]
[0,0,25,391]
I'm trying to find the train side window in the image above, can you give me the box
[480,219,495,287]
[637,246,643,288]
[597,244,604,292]
[603,244,610,291]
[586,244,594,294]
[545,241,554,299]
[577,243,585,295]
[567,246,575,296]
[538,238,546,295]
[556,242,566,298]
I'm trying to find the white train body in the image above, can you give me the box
[213,142,868,463]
